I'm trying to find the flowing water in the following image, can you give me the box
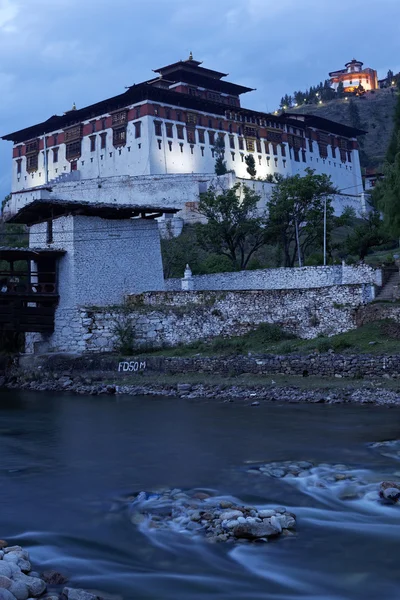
[1,389,400,600]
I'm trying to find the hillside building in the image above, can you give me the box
[3,53,365,212]
[329,59,378,94]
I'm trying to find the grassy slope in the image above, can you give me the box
[291,89,398,168]
[141,320,400,358]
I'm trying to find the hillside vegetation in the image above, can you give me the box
[291,88,398,169]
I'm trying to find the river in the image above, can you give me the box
[0,389,399,599]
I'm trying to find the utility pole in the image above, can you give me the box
[294,214,302,267]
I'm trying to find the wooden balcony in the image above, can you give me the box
[0,248,65,334]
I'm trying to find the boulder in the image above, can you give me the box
[41,571,68,586]
[379,481,400,504]
[233,521,281,540]
[62,588,98,600]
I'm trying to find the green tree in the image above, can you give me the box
[0,195,27,248]
[346,209,387,260]
[336,81,345,98]
[373,93,400,237]
[245,154,257,178]
[213,136,227,176]
[161,224,201,279]
[196,183,269,270]
[267,168,337,267]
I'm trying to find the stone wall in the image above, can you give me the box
[166,264,382,292]
[38,284,373,354]
[17,351,400,381]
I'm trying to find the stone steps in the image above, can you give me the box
[376,271,400,301]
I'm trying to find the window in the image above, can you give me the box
[274,157,278,167]
[100,132,107,149]
[240,153,244,162]
[187,129,195,144]
[17,146,22,158]
[208,131,215,145]
[190,144,194,154]
[238,138,244,150]
[53,147,59,163]
[187,112,197,125]
[264,141,269,154]
[16,159,22,174]
[154,121,162,136]
[229,136,235,149]
[267,157,270,166]
[134,122,141,139]
[246,138,255,152]
[188,87,197,96]
[218,121,223,130]
[308,139,313,152]
[228,123,233,134]
[283,159,286,168]
[231,152,235,161]
[46,220,53,244]
[180,143,184,153]
[218,133,225,147]
[166,123,173,138]
[165,108,171,119]
[258,155,262,165]
[256,140,262,153]
[168,141,173,151]
[135,106,141,119]
[113,126,126,147]
[332,146,336,158]
[207,92,220,102]
[348,151,352,162]
[66,140,81,160]
[153,105,160,116]
[90,136,96,152]
[201,146,204,156]
[272,144,278,156]
[281,145,286,157]
[302,150,306,162]
[208,118,213,128]
[176,111,182,121]
[198,116,203,126]
[101,118,106,130]
[90,121,96,133]
[53,134,59,146]
[198,129,205,144]
[177,125,184,140]
[157,139,162,150]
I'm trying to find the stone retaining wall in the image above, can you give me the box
[165,264,382,292]
[16,351,400,380]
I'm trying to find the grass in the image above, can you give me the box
[134,320,400,358]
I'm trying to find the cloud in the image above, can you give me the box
[0,0,400,200]
[0,0,18,31]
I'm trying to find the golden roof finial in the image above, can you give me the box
[72,102,76,111]
[188,51,193,61]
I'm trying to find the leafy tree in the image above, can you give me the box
[0,195,27,248]
[387,69,394,83]
[213,136,227,176]
[245,154,257,178]
[336,81,345,98]
[161,224,201,279]
[346,209,388,260]
[267,168,337,267]
[196,183,269,270]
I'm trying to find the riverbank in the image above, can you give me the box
[0,541,109,600]
[4,368,400,406]
[4,349,400,405]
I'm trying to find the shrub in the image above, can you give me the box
[331,339,353,351]
[112,310,136,355]
[252,323,295,344]
[316,339,331,353]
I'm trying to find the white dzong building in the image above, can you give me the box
[3,53,365,218]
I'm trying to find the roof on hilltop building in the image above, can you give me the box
[6,198,178,226]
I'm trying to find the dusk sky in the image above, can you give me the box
[0,0,399,199]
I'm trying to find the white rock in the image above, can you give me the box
[4,548,23,555]
[258,509,276,518]
[62,587,99,600]
[0,565,12,579]
[0,589,17,600]
[270,515,283,533]
[0,577,11,589]
[12,575,45,598]
[8,581,29,600]
[219,510,243,520]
